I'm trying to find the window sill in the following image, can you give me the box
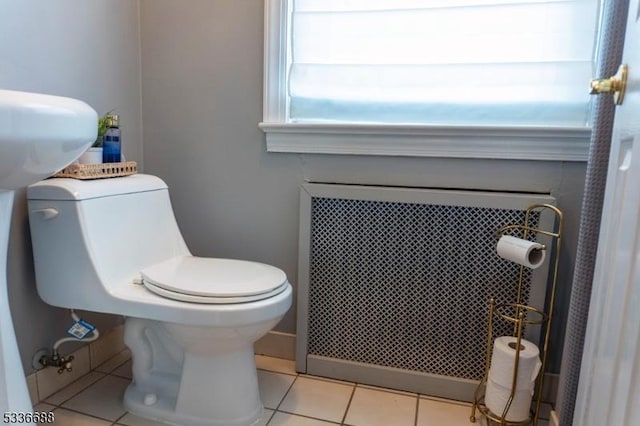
[259,122,591,162]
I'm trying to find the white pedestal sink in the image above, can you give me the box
[0,90,97,420]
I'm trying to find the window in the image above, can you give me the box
[261,0,597,160]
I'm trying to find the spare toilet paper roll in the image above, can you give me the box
[485,377,533,422]
[488,336,542,389]
[485,337,542,422]
[496,235,546,269]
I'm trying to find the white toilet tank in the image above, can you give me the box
[27,174,190,311]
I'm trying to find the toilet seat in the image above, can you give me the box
[141,256,288,304]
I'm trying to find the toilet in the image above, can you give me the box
[27,174,292,426]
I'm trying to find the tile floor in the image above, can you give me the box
[33,351,550,426]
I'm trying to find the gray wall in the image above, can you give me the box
[0,0,143,373]
[0,0,586,377]
[140,0,586,373]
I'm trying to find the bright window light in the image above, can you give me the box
[288,0,599,126]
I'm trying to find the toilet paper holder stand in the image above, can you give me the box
[471,203,564,426]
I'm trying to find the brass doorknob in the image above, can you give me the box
[590,64,628,105]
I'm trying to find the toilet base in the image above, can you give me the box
[124,385,263,426]
[124,317,268,426]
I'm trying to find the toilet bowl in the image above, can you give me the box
[27,174,292,426]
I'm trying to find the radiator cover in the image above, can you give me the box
[297,184,555,400]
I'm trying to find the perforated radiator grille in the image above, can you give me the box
[308,197,539,381]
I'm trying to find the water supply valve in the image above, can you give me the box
[57,355,74,374]
[37,351,75,374]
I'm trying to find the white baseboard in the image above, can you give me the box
[254,331,296,360]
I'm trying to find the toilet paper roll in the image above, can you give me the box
[496,235,546,269]
[489,336,542,389]
[485,337,541,422]
[485,377,533,422]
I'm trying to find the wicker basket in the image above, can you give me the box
[53,161,138,180]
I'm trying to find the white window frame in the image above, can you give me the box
[260,0,592,161]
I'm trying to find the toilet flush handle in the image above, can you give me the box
[32,208,59,220]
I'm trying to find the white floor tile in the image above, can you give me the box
[118,408,275,426]
[258,370,296,409]
[111,359,133,379]
[32,403,56,426]
[117,412,174,426]
[48,408,112,426]
[62,375,129,421]
[255,409,274,426]
[268,412,337,426]
[36,353,517,426]
[417,397,477,426]
[27,373,39,405]
[36,346,91,400]
[256,355,297,375]
[95,348,131,374]
[279,376,353,423]
[344,387,416,426]
[34,402,56,412]
[45,371,106,406]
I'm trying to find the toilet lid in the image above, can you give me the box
[140,256,288,303]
